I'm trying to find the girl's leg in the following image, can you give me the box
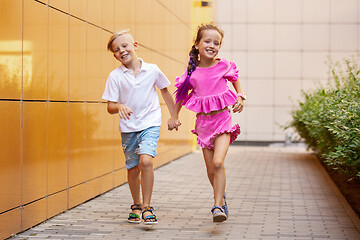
[212,133,230,207]
[127,166,142,217]
[202,148,215,187]
[202,133,230,206]
[139,154,155,220]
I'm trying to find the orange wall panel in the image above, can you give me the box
[68,183,89,209]
[86,25,104,101]
[21,198,47,232]
[48,102,69,194]
[0,0,22,100]
[0,208,21,240]
[101,0,115,30]
[87,0,102,26]
[48,8,69,101]
[69,102,87,187]
[47,190,68,219]
[0,102,21,212]
[22,102,47,205]
[69,0,86,20]
[69,18,87,101]
[23,0,48,100]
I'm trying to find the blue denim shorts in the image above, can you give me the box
[121,126,160,170]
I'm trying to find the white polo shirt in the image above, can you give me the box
[102,59,170,132]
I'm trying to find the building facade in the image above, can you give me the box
[216,0,360,142]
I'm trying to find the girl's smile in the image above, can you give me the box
[195,29,222,67]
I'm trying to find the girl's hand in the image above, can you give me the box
[117,104,133,120]
[168,117,181,131]
[232,98,244,113]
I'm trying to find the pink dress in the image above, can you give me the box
[175,58,241,149]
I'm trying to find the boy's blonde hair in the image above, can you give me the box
[107,29,134,52]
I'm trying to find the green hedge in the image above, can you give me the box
[289,57,360,179]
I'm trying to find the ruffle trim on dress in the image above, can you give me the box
[183,89,237,113]
[192,124,241,149]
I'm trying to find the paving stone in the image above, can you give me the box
[9,146,360,240]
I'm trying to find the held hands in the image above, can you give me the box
[167,117,181,131]
[117,104,133,120]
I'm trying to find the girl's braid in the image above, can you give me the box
[175,45,199,103]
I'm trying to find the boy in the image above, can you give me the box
[102,30,180,224]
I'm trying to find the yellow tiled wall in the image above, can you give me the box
[0,0,197,238]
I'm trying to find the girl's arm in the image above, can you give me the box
[160,87,182,130]
[107,101,133,120]
[231,80,245,113]
[168,101,183,131]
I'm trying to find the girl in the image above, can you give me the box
[168,23,246,222]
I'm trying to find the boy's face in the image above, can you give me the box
[111,34,138,66]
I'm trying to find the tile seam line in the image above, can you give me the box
[33,0,186,65]
[0,167,127,215]
[156,0,192,30]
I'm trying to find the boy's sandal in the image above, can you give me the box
[128,204,142,224]
[142,206,158,225]
[211,205,227,222]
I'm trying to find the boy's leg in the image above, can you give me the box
[136,126,160,223]
[139,154,157,222]
[121,131,142,221]
[139,154,154,207]
[212,133,230,207]
[127,166,142,217]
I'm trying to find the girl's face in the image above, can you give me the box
[195,29,222,62]
[112,34,138,66]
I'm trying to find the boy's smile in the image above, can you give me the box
[111,34,138,66]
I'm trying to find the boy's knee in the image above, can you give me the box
[139,155,153,169]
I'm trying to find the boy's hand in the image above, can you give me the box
[117,104,133,120]
[168,117,181,131]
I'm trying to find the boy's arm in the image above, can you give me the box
[107,101,133,120]
[160,87,182,130]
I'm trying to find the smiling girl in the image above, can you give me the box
[168,23,246,222]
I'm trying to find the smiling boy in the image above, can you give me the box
[102,30,180,224]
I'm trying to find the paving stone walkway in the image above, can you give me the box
[10,146,360,240]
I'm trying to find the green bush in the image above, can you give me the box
[289,56,360,179]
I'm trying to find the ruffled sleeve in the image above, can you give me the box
[223,61,239,83]
[174,69,189,88]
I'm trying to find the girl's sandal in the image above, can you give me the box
[142,206,158,225]
[128,204,142,224]
[222,193,228,218]
[211,205,227,222]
